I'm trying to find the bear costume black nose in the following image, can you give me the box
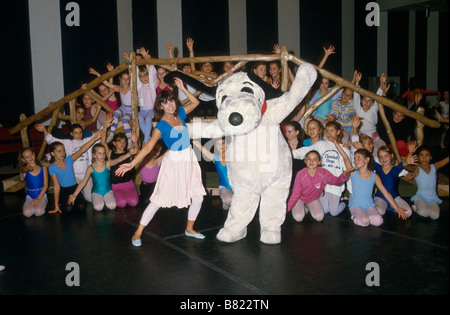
[229,112,243,126]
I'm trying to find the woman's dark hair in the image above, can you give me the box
[153,90,180,122]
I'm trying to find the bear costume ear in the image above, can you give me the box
[164,69,284,101]
[247,71,284,100]
[164,71,217,95]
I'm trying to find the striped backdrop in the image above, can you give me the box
[1,0,448,127]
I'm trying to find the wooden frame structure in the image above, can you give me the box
[8,45,441,169]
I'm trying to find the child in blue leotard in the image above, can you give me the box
[349,149,409,227]
[193,138,233,210]
[18,148,48,217]
[405,146,449,220]
[116,77,205,246]
[68,143,138,211]
[374,144,418,218]
[48,129,104,213]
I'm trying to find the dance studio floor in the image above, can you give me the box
[0,188,448,297]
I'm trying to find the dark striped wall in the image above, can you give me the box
[59,0,120,101]
[2,1,34,127]
[131,0,158,58]
[300,0,342,88]
[1,1,449,127]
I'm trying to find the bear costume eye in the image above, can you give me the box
[241,87,254,95]
[221,95,228,103]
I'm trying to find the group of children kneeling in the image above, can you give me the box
[283,117,448,227]
[19,113,448,232]
[18,113,162,217]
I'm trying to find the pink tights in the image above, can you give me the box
[112,180,139,208]
[374,196,412,217]
[291,199,325,222]
[320,192,346,216]
[350,206,383,227]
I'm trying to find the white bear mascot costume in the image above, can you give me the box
[166,62,317,244]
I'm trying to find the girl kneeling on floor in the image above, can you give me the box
[287,150,351,222]
[349,148,409,227]
[18,148,49,217]
[404,146,449,220]
[48,129,104,213]
[68,142,138,211]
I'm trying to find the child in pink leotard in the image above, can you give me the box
[139,142,165,204]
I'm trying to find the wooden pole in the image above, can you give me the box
[280,45,289,92]
[377,103,402,162]
[69,99,77,124]
[84,90,114,114]
[416,106,425,146]
[303,85,342,121]
[129,51,140,142]
[181,61,248,106]
[37,106,61,161]
[20,114,30,149]
[212,61,247,85]
[10,62,129,135]
[289,55,440,128]
[137,54,280,68]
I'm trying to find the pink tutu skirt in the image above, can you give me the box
[150,147,206,208]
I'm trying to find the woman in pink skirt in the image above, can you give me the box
[116,77,206,246]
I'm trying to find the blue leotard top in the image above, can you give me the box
[49,156,77,188]
[214,154,232,191]
[411,164,442,204]
[155,106,190,151]
[24,167,45,199]
[349,170,376,210]
[374,162,404,206]
[91,163,111,196]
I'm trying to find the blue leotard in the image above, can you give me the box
[155,106,190,151]
[213,154,232,191]
[349,170,376,210]
[411,165,442,204]
[24,167,45,199]
[91,163,111,196]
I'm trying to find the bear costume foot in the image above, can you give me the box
[260,230,281,245]
[216,227,247,243]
